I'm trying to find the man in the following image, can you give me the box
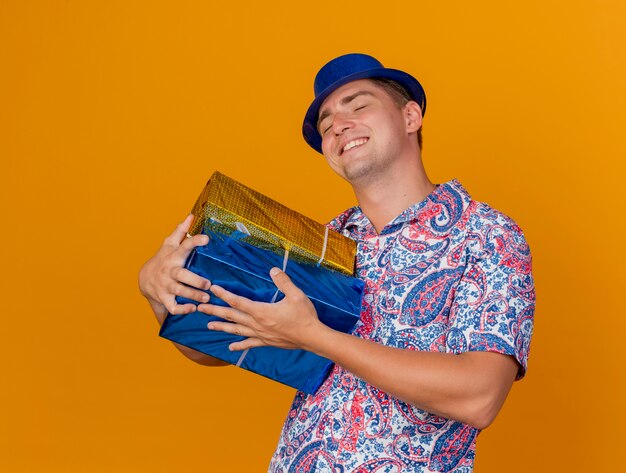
[139,53,535,472]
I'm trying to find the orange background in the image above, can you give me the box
[1,1,624,471]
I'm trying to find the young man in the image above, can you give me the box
[139,53,535,472]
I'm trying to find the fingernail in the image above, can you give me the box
[202,294,210,302]
[207,323,214,329]
[270,267,281,276]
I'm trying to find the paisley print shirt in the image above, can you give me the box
[269,179,535,473]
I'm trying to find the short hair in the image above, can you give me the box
[370,78,423,149]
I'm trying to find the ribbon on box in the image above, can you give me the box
[234,224,329,367]
[235,246,290,367]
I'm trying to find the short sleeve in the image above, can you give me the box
[445,212,535,379]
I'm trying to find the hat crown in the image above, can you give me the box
[314,53,384,96]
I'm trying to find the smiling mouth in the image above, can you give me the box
[341,138,368,155]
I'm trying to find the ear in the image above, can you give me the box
[404,101,423,133]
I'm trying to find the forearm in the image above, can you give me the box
[305,324,517,429]
[199,270,518,426]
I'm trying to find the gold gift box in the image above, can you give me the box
[187,172,356,275]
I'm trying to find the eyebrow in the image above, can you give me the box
[317,91,375,130]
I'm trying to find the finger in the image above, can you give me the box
[164,297,198,315]
[168,233,209,267]
[269,268,303,298]
[179,233,209,253]
[169,282,210,304]
[206,321,254,338]
[228,337,266,351]
[210,285,259,314]
[164,215,195,246]
[173,267,211,291]
[197,302,249,324]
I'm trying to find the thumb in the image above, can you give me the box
[166,214,195,245]
[269,267,302,298]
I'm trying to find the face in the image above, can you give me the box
[317,79,421,185]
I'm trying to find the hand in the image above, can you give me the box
[138,215,212,316]
[197,267,325,352]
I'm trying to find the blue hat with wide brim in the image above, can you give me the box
[302,53,427,154]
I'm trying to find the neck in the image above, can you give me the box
[352,153,436,234]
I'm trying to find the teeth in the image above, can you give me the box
[343,138,368,152]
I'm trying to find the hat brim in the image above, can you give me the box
[302,68,426,154]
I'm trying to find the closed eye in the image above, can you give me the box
[320,104,368,134]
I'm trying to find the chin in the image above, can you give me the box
[344,163,377,183]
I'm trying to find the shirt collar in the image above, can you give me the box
[330,179,472,237]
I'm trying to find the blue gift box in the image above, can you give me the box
[159,225,364,394]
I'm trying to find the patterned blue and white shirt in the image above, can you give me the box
[269,179,535,472]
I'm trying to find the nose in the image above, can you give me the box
[331,113,354,135]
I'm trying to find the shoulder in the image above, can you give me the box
[462,200,532,274]
[466,200,529,247]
